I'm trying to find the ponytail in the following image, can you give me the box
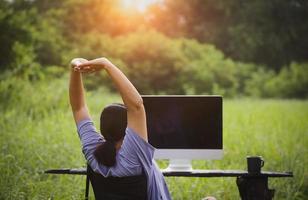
[96,103,127,167]
[94,140,116,167]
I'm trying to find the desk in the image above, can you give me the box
[45,167,292,200]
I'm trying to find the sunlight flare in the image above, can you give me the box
[120,0,161,12]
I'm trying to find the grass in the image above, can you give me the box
[0,75,307,200]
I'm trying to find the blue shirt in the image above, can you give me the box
[77,119,172,200]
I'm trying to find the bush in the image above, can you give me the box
[114,30,189,94]
[68,29,308,98]
[71,29,189,94]
[0,69,68,119]
[264,63,308,98]
[244,67,276,98]
[179,39,240,96]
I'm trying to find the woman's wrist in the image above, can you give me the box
[101,58,114,71]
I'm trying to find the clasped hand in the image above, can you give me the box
[70,57,110,73]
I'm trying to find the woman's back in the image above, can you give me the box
[77,119,171,200]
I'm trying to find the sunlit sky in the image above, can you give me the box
[120,0,163,12]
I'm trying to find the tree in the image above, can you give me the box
[148,0,308,70]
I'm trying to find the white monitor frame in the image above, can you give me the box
[154,149,223,171]
[154,149,223,160]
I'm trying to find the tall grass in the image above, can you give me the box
[0,75,307,200]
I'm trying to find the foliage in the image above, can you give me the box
[244,68,276,98]
[148,0,308,70]
[0,0,67,74]
[68,29,308,98]
[114,30,188,94]
[243,63,308,98]
[264,63,308,98]
[180,39,239,96]
[0,0,307,98]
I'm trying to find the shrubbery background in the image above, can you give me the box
[1,0,307,98]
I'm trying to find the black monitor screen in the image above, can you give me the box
[143,96,222,149]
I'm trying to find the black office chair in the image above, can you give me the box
[85,165,147,200]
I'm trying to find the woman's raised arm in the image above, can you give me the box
[76,58,148,141]
[69,58,91,124]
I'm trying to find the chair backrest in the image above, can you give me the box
[87,165,147,200]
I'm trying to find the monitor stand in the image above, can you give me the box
[165,159,192,172]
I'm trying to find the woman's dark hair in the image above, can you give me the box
[94,103,127,167]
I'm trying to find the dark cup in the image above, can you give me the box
[247,156,264,174]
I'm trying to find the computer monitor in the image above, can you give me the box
[142,95,223,171]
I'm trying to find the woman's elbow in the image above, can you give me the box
[136,97,144,110]
[130,97,144,112]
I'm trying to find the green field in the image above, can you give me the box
[0,76,307,200]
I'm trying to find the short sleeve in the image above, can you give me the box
[120,127,155,169]
[77,119,105,171]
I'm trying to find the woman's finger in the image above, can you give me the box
[78,60,98,68]
[77,66,91,71]
[79,66,98,73]
[76,67,89,72]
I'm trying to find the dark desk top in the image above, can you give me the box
[45,168,293,178]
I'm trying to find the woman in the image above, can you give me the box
[69,57,171,200]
